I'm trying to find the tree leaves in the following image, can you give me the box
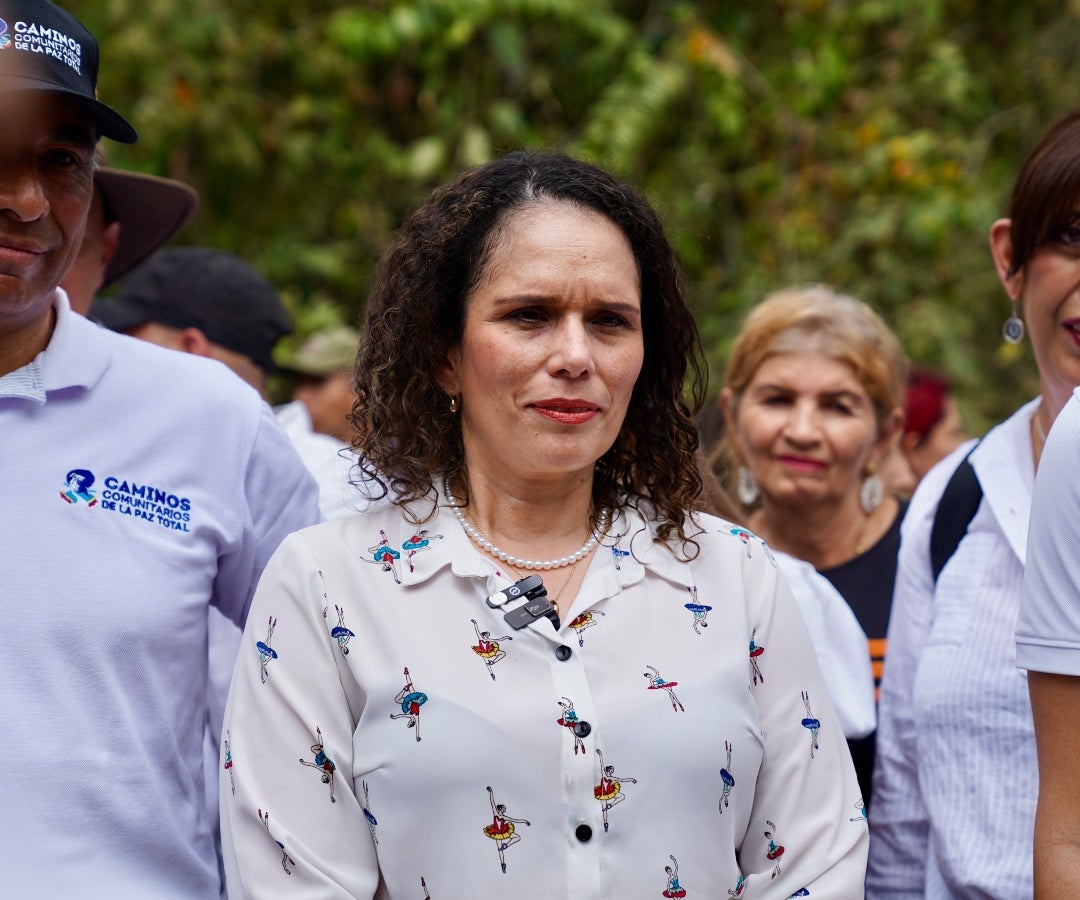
[71,0,1076,422]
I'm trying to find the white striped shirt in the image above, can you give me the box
[867,400,1039,898]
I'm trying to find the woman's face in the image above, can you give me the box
[1016,241,1080,413]
[441,200,644,488]
[725,351,888,512]
[991,215,1080,415]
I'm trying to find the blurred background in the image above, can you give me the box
[71,0,1080,425]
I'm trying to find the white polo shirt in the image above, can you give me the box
[0,291,320,897]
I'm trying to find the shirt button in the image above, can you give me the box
[575,824,593,842]
[554,645,573,661]
[573,720,592,738]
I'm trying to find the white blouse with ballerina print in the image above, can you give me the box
[221,497,868,899]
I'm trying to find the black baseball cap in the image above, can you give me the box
[91,247,292,374]
[0,0,136,143]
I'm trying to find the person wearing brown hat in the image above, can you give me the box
[0,3,320,895]
[61,160,198,314]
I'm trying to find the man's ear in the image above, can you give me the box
[100,220,121,270]
[178,327,213,358]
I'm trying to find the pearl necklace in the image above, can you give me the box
[444,479,610,570]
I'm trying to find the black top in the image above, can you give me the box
[818,500,908,809]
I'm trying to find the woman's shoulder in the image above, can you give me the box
[679,508,748,535]
[905,437,980,532]
[675,510,781,571]
[286,501,414,555]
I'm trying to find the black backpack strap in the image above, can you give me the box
[929,442,983,584]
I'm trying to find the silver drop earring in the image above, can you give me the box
[860,473,884,514]
[1002,296,1025,345]
[736,466,759,506]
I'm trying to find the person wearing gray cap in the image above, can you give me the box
[0,3,320,896]
[93,246,293,400]
[94,249,363,519]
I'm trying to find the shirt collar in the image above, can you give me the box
[0,289,111,404]
[969,397,1039,565]
[393,489,695,591]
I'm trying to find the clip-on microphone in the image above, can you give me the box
[485,573,560,630]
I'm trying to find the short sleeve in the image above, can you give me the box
[1017,392,1080,674]
[212,402,321,626]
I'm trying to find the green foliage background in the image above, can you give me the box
[70,0,1080,427]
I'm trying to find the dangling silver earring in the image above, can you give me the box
[449,394,460,414]
[1002,296,1025,345]
[736,466,759,506]
[860,473,884,514]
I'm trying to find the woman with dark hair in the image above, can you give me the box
[869,110,1080,897]
[221,152,866,897]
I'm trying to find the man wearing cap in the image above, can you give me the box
[0,2,319,895]
[279,325,360,444]
[94,251,362,520]
[277,325,363,521]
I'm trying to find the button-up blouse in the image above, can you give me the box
[221,498,868,898]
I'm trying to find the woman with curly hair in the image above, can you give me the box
[221,151,866,897]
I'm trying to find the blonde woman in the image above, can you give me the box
[721,286,908,806]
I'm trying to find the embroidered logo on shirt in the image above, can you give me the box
[59,468,194,532]
[60,468,98,506]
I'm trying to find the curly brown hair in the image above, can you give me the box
[351,151,707,544]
